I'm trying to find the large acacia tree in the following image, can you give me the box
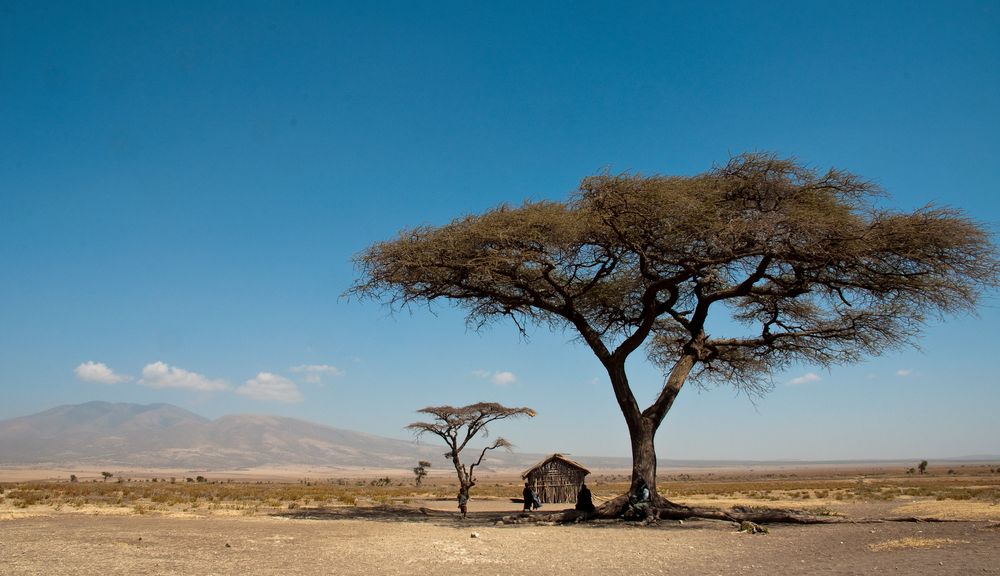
[352,153,998,515]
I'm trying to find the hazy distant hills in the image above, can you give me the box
[0,401,465,470]
[5,402,990,471]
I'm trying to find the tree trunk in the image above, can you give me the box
[451,454,474,495]
[598,355,694,517]
[628,414,658,496]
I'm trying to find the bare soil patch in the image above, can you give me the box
[3,464,999,574]
[2,508,998,575]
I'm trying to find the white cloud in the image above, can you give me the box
[237,372,303,403]
[74,361,130,384]
[896,369,914,377]
[139,361,229,391]
[492,371,517,386]
[788,372,821,386]
[290,364,343,383]
[472,369,518,386]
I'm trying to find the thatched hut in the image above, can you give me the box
[521,454,590,503]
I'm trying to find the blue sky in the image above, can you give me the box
[2,1,998,461]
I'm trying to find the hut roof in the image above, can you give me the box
[521,453,590,478]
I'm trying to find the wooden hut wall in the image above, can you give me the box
[527,460,588,503]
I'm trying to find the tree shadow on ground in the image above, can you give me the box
[272,504,617,528]
[273,504,498,526]
[273,502,958,531]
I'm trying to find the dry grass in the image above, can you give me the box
[868,537,968,552]
[2,465,998,520]
[891,500,1000,520]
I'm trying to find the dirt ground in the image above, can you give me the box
[3,500,998,576]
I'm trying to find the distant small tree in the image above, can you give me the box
[918,460,929,475]
[101,471,112,482]
[196,476,207,483]
[69,474,78,483]
[407,402,534,504]
[413,460,432,487]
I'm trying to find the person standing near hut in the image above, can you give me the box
[522,481,541,511]
[575,482,595,514]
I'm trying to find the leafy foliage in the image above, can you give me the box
[407,402,535,494]
[352,153,998,501]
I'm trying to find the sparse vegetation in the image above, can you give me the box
[1,465,998,518]
[868,538,969,552]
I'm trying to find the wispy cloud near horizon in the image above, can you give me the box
[472,369,518,386]
[290,364,343,384]
[238,372,303,403]
[492,371,517,386]
[788,372,821,386]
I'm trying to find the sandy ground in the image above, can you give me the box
[2,500,998,576]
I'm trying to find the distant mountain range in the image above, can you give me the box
[0,401,488,470]
[2,402,994,471]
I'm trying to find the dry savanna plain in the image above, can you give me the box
[2,464,999,575]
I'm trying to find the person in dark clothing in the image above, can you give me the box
[575,482,595,513]
[523,481,541,511]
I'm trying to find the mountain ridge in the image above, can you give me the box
[2,402,995,471]
[0,401,456,469]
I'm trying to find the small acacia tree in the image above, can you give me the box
[413,460,432,486]
[353,153,998,518]
[407,402,535,502]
